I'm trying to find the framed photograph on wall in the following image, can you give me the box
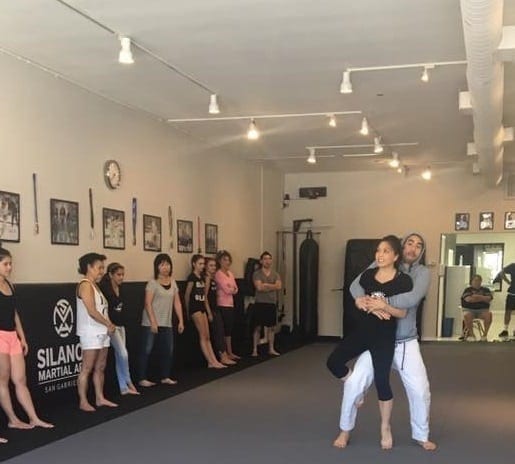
[143,214,162,252]
[504,211,515,230]
[0,191,20,243]
[177,219,193,253]
[479,212,494,231]
[205,223,218,254]
[102,208,125,250]
[455,213,470,231]
[50,199,79,245]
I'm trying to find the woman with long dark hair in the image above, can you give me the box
[139,254,184,387]
[99,263,139,395]
[0,246,53,436]
[327,235,412,449]
[184,255,225,369]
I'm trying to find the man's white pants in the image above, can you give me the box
[339,339,431,442]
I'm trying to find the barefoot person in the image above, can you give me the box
[139,254,184,387]
[327,235,412,450]
[204,258,235,366]
[251,251,282,357]
[76,253,118,412]
[185,255,225,369]
[0,246,53,434]
[336,233,437,451]
[99,263,139,395]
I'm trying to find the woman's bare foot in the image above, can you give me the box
[221,356,237,365]
[79,402,96,412]
[96,398,118,408]
[0,437,7,444]
[268,349,280,356]
[417,440,437,451]
[251,351,259,358]
[161,378,178,385]
[138,379,156,387]
[8,420,34,429]
[30,419,54,429]
[333,430,350,448]
[380,425,393,450]
[208,362,227,369]
[228,353,241,360]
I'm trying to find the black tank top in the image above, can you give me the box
[0,281,16,331]
[208,278,217,311]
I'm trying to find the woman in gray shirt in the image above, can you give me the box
[138,254,184,387]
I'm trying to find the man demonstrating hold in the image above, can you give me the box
[334,232,437,451]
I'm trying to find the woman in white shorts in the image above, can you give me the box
[76,253,117,412]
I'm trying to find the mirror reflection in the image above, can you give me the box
[438,232,514,342]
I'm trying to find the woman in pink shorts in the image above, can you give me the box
[0,246,53,441]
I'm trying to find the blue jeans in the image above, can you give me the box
[109,326,134,392]
[139,326,174,381]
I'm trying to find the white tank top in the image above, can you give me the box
[76,279,108,337]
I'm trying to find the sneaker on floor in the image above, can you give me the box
[499,330,509,338]
[465,334,476,342]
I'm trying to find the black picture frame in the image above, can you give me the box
[479,211,494,231]
[504,211,515,230]
[205,223,218,254]
[50,199,79,245]
[177,219,193,253]
[102,208,125,250]
[143,214,162,252]
[454,213,470,231]
[0,190,20,243]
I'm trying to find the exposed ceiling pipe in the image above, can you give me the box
[460,0,504,187]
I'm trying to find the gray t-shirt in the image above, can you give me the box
[142,279,178,328]
[253,269,280,304]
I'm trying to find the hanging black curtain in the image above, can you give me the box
[299,230,319,338]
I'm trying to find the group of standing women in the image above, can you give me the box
[75,249,244,413]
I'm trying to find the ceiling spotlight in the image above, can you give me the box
[328,114,337,127]
[247,119,260,140]
[389,152,400,168]
[360,117,369,135]
[208,94,220,114]
[340,70,353,94]
[118,37,134,64]
[307,148,317,164]
[421,64,434,83]
[421,166,432,180]
[374,136,383,154]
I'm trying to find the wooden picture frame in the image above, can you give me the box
[479,212,494,231]
[102,208,125,250]
[0,191,20,243]
[177,219,193,253]
[504,211,515,230]
[455,213,470,231]
[50,199,79,245]
[143,214,162,252]
[205,223,218,254]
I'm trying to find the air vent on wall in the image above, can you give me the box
[299,186,327,199]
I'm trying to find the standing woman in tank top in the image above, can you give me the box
[76,253,118,412]
[99,262,139,395]
[0,246,53,437]
[215,251,240,361]
[139,254,184,387]
[204,257,235,366]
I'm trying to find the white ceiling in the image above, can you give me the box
[1,0,514,174]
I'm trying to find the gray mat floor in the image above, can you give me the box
[5,342,515,464]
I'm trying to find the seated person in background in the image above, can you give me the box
[460,274,493,342]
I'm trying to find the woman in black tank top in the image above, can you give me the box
[0,246,53,436]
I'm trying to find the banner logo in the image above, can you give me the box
[53,299,74,338]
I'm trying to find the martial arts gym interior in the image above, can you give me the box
[0,2,514,463]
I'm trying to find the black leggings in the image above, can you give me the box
[326,329,395,401]
[210,308,227,355]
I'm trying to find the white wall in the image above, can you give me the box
[0,54,282,283]
[283,168,515,338]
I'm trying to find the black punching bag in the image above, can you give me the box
[299,230,319,338]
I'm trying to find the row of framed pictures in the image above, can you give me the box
[0,191,218,253]
[455,211,515,231]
